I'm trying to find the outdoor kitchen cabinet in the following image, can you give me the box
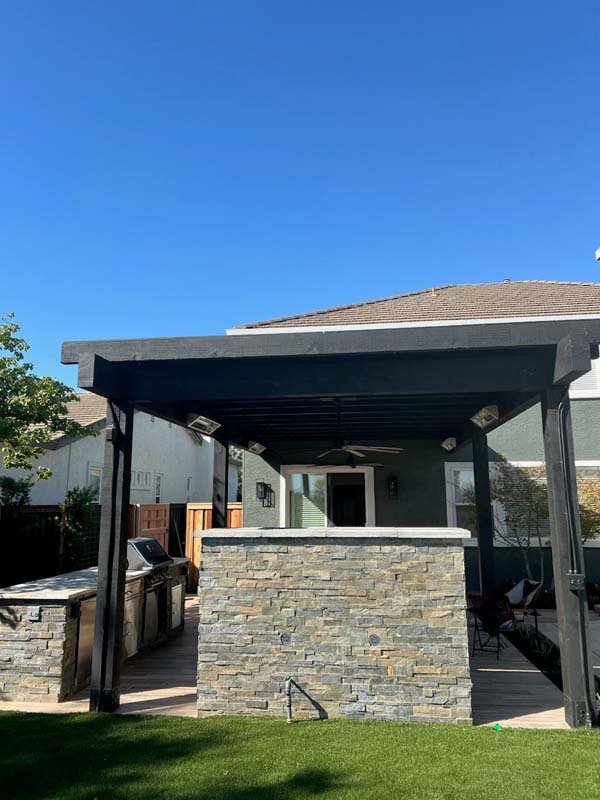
[0,557,188,703]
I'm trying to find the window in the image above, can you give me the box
[154,473,163,504]
[445,460,600,540]
[87,465,102,501]
[131,470,151,491]
[281,466,375,528]
[445,465,478,534]
[290,473,327,527]
[570,359,600,399]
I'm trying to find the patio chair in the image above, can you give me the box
[467,592,513,660]
[504,579,543,636]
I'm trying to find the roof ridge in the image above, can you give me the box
[234,279,600,329]
[234,284,456,329]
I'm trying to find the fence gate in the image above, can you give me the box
[129,503,170,553]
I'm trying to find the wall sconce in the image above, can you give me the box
[387,475,398,498]
[256,481,275,508]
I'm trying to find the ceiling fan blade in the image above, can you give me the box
[343,447,367,457]
[353,445,404,453]
[316,448,339,458]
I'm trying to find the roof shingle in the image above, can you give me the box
[234,281,600,329]
[48,393,106,441]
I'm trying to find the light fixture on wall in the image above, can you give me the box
[187,414,221,435]
[441,437,457,452]
[387,475,398,497]
[248,441,267,455]
[256,481,275,508]
[469,405,499,430]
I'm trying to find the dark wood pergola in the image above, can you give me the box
[62,318,600,727]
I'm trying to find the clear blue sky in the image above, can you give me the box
[2,2,599,384]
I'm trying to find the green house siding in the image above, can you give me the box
[488,399,600,462]
[242,399,600,528]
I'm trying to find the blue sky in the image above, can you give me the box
[2,2,599,384]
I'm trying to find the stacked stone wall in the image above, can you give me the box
[0,603,76,702]
[197,536,471,723]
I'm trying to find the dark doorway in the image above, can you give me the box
[327,473,366,526]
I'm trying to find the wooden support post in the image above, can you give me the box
[89,400,134,712]
[541,386,597,728]
[472,431,496,598]
[212,439,229,528]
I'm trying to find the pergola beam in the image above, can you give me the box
[472,431,496,598]
[541,386,597,728]
[62,317,600,364]
[212,438,230,529]
[77,350,558,403]
[89,400,133,713]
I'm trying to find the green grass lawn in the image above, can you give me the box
[1,712,599,800]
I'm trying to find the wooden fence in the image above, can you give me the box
[0,502,181,589]
[128,503,169,552]
[185,502,243,590]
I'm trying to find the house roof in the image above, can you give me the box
[233,280,600,330]
[48,393,106,443]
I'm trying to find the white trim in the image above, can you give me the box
[279,465,375,528]
[569,358,600,399]
[227,312,600,336]
[508,460,600,468]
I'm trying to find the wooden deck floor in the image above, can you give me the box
[0,596,199,717]
[469,627,567,729]
[2,599,568,728]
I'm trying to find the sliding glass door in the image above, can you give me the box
[285,467,373,528]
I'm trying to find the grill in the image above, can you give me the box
[127,537,174,570]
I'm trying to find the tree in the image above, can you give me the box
[460,459,600,584]
[0,476,32,508]
[0,313,87,479]
[58,485,98,571]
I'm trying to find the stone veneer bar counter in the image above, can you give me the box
[196,527,472,723]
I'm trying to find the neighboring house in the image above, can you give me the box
[0,393,240,505]
[232,280,600,532]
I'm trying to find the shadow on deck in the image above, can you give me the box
[469,624,567,729]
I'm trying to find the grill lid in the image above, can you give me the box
[127,537,173,568]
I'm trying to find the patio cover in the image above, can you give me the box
[62,317,600,727]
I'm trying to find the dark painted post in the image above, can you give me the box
[89,400,134,712]
[212,438,229,528]
[541,386,597,728]
[472,431,496,598]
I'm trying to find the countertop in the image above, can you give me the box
[195,527,471,540]
[0,558,188,603]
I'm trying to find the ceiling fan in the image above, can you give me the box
[314,400,403,462]
[316,442,403,460]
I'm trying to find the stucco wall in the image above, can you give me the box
[0,411,240,506]
[243,399,600,528]
[488,399,600,462]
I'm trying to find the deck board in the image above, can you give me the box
[469,626,567,729]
